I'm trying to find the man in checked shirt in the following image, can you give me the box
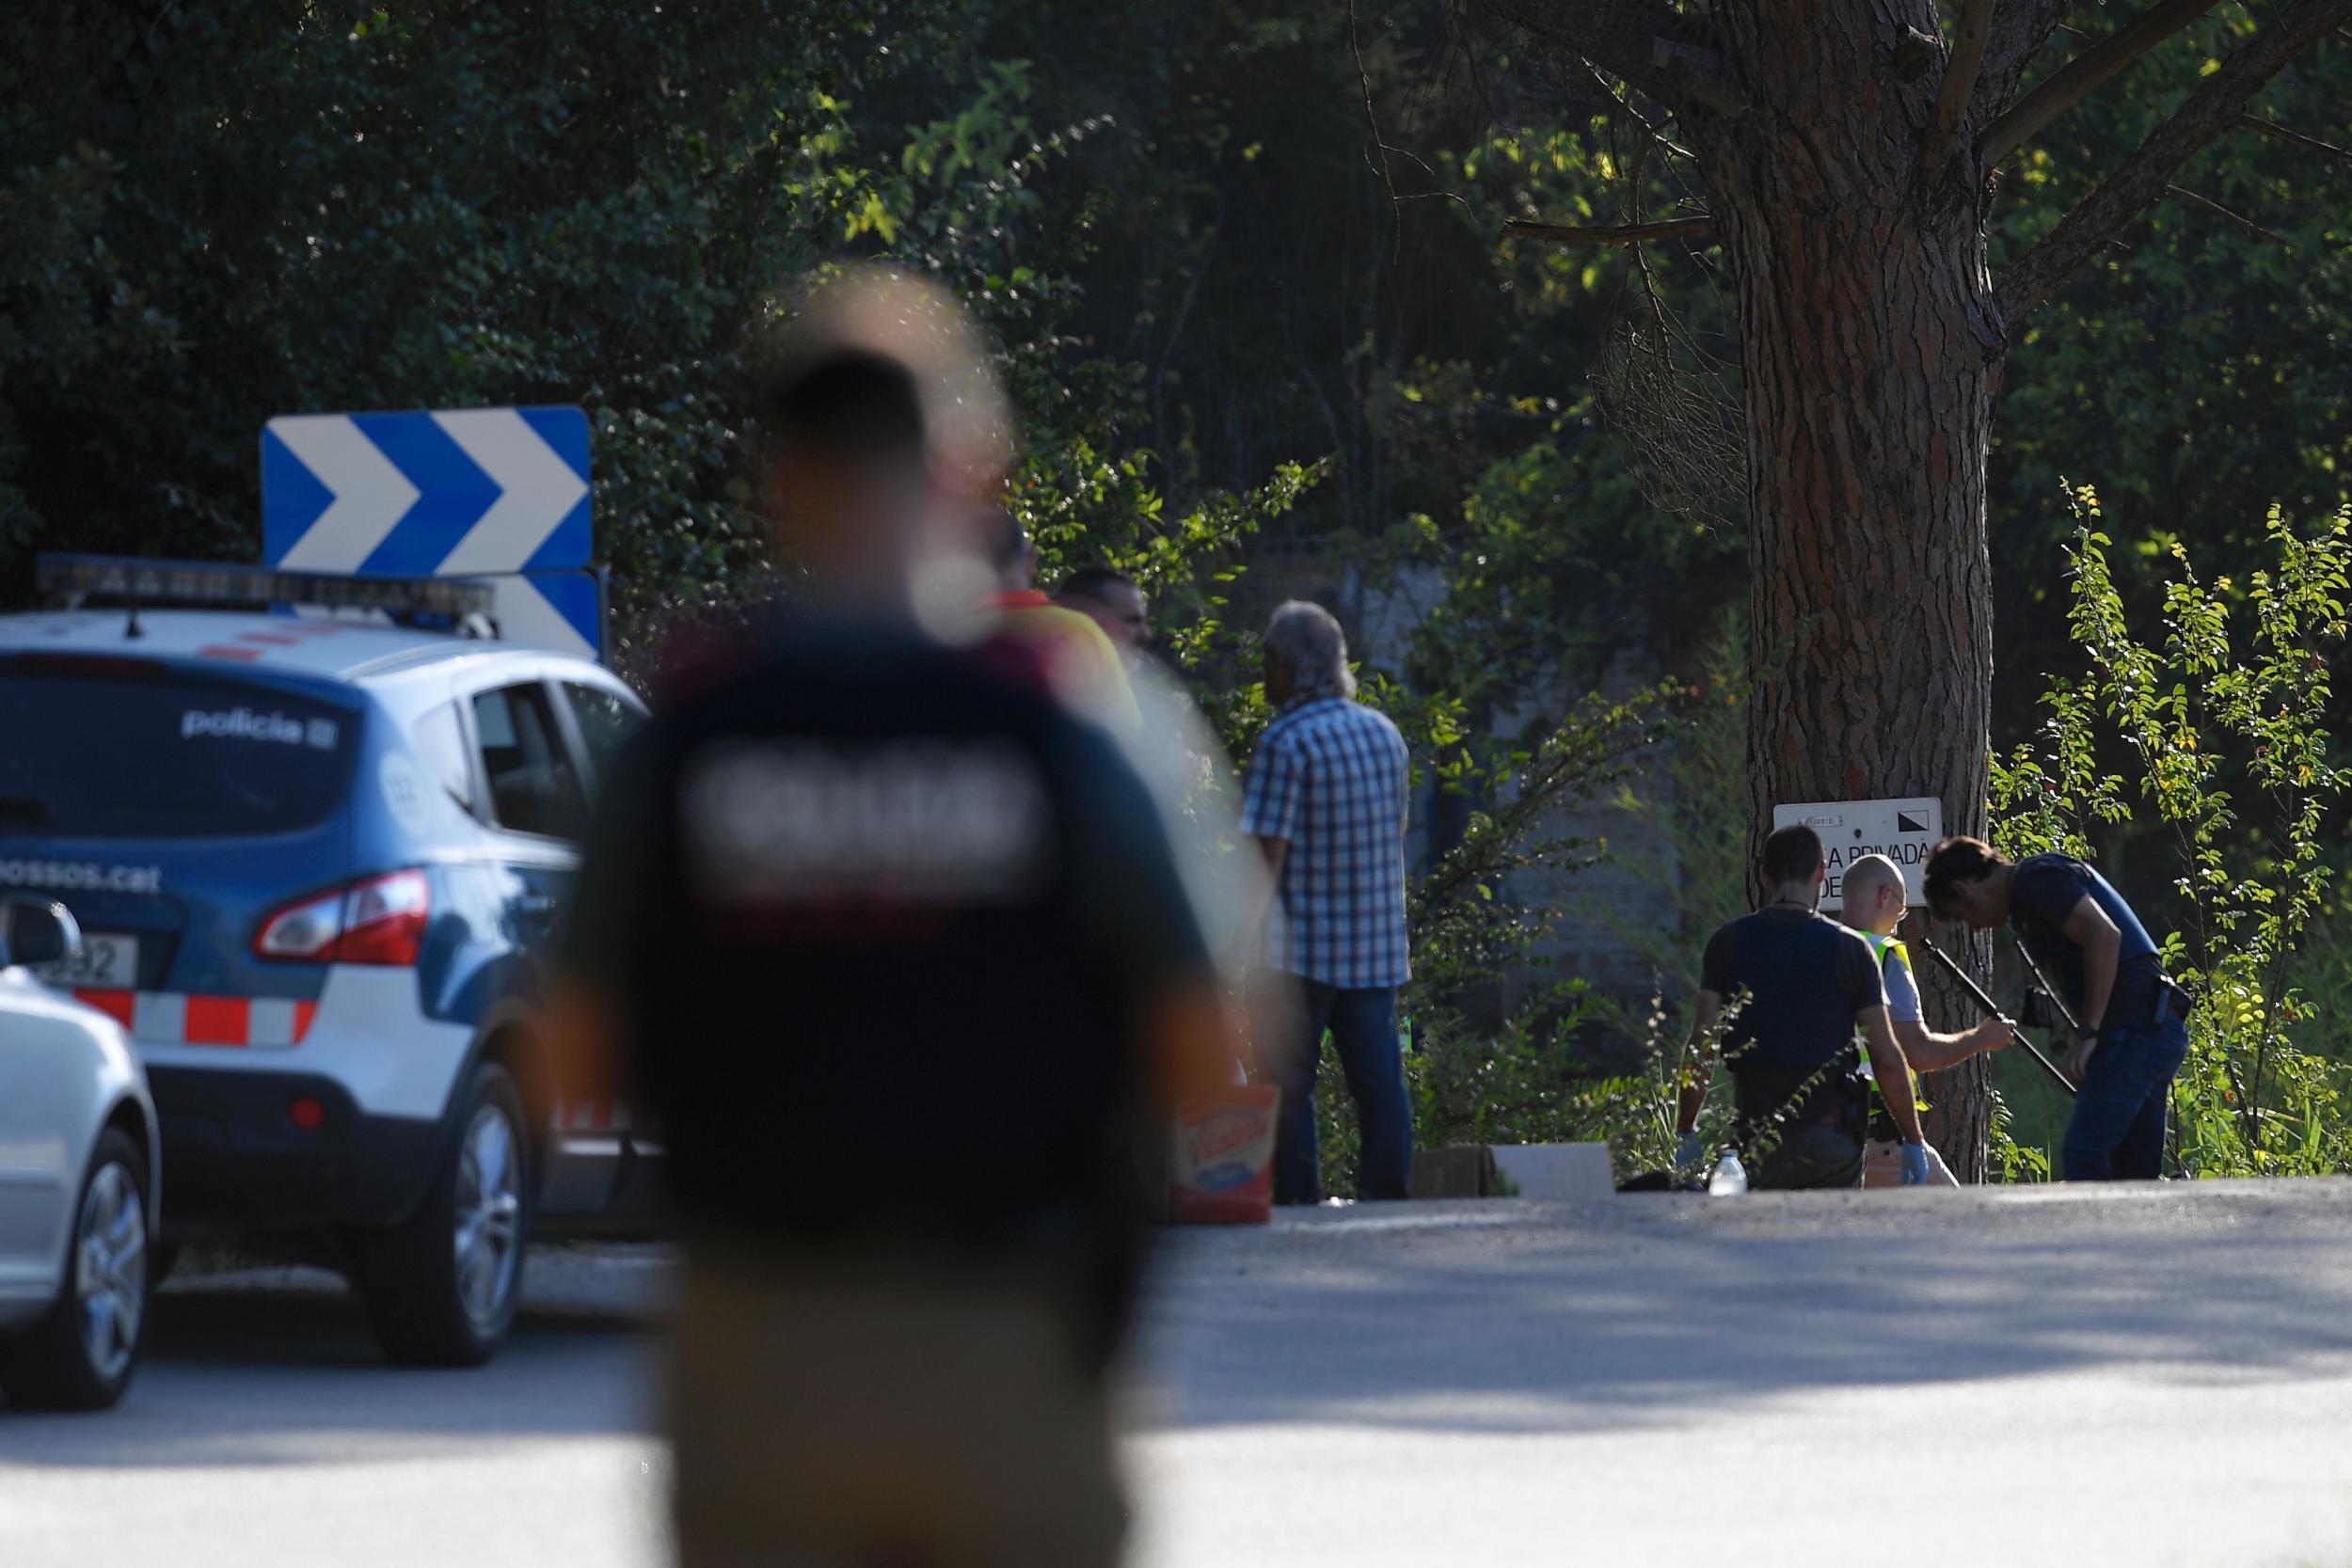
[1241,600,1416,1203]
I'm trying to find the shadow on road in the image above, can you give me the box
[142,1286,648,1368]
[0,1253,662,1466]
[1136,1179,2352,1438]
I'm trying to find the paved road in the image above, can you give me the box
[5,1181,2351,1568]
[0,1248,671,1568]
[1129,1180,2352,1568]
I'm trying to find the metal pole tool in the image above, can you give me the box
[2008,934,2086,1036]
[1912,929,2079,1098]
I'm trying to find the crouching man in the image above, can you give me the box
[1677,827,1931,1189]
[1836,854,2012,1187]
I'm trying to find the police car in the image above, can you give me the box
[0,556,652,1366]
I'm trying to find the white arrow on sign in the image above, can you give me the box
[268,416,421,573]
[431,408,591,577]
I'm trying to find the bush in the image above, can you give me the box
[1311,986,1699,1195]
[1299,635,1745,1196]
[1990,489,2352,1177]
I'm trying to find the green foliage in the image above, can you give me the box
[1583,605,1755,1025]
[921,0,1750,704]
[1313,986,1700,1196]
[16,4,2351,1203]
[1415,610,1750,1178]
[1402,680,1678,992]
[0,1,915,616]
[1990,488,2352,1177]
[0,3,1328,704]
[1986,8,2352,738]
[1985,1085,2055,1184]
[1301,628,1754,1195]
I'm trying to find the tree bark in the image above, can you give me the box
[1693,0,2004,1177]
[1474,0,2344,1180]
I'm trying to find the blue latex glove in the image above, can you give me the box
[1899,1142,1931,1186]
[1676,1132,1705,1171]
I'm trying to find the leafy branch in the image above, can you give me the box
[1993,489,2352,1170]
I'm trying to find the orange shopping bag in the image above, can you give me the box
[1168,1084,1279,1224]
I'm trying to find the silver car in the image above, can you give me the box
[0,898,161,1410]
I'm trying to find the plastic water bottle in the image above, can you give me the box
[1708,1150,1748,1196]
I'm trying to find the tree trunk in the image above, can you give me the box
[1482,0,2347,1176]
[1695,0,2004,1177]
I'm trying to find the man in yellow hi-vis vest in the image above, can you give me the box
[1838,855,2013,1187]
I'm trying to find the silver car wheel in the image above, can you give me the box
[452,1102,522,1331]
[75,1160,147,1383]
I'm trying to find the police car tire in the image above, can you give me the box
[0,1130,151,1411]
[357,1062,532,1368]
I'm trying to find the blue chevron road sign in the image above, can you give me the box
[261,406,601,657]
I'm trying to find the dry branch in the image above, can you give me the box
[2238,113,2352,169]
[1580,58,1698,163]
[1504,215,1717,245]
[2164,183,2294,246]
[1981,0,2225,166]
[1997,0,2352,323]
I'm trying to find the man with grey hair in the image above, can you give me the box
[1837,853,2011,1186]
[1240,600,1416,1202]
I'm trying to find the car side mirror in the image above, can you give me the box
[1,898,80,971]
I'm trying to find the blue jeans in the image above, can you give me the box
[1273,981,1414,1204]
[2062,1015,2190,1180]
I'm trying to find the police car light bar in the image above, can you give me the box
[36,554,497,620]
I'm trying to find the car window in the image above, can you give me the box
[562,682,644,787]
[412,702,474,814]
[0,667,356,838]
[471,683,588,840]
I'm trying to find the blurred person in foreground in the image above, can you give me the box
[1048,563,1257,959]
[547,270,1236,1568]
[1240,601,1415,1203]
[1835,853,2011,1187]
[1056,567,1152,660]
[1677,825,1930,1189]
[984,513,1141,736]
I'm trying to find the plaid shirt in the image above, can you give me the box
[1239,696,1411,989]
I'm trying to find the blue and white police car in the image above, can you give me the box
[0,556,652,1366]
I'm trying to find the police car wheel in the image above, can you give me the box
[358,1062,532,1368]
[0,1130,151,1410]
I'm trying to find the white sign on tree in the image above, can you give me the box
[1770,797,1944,911]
